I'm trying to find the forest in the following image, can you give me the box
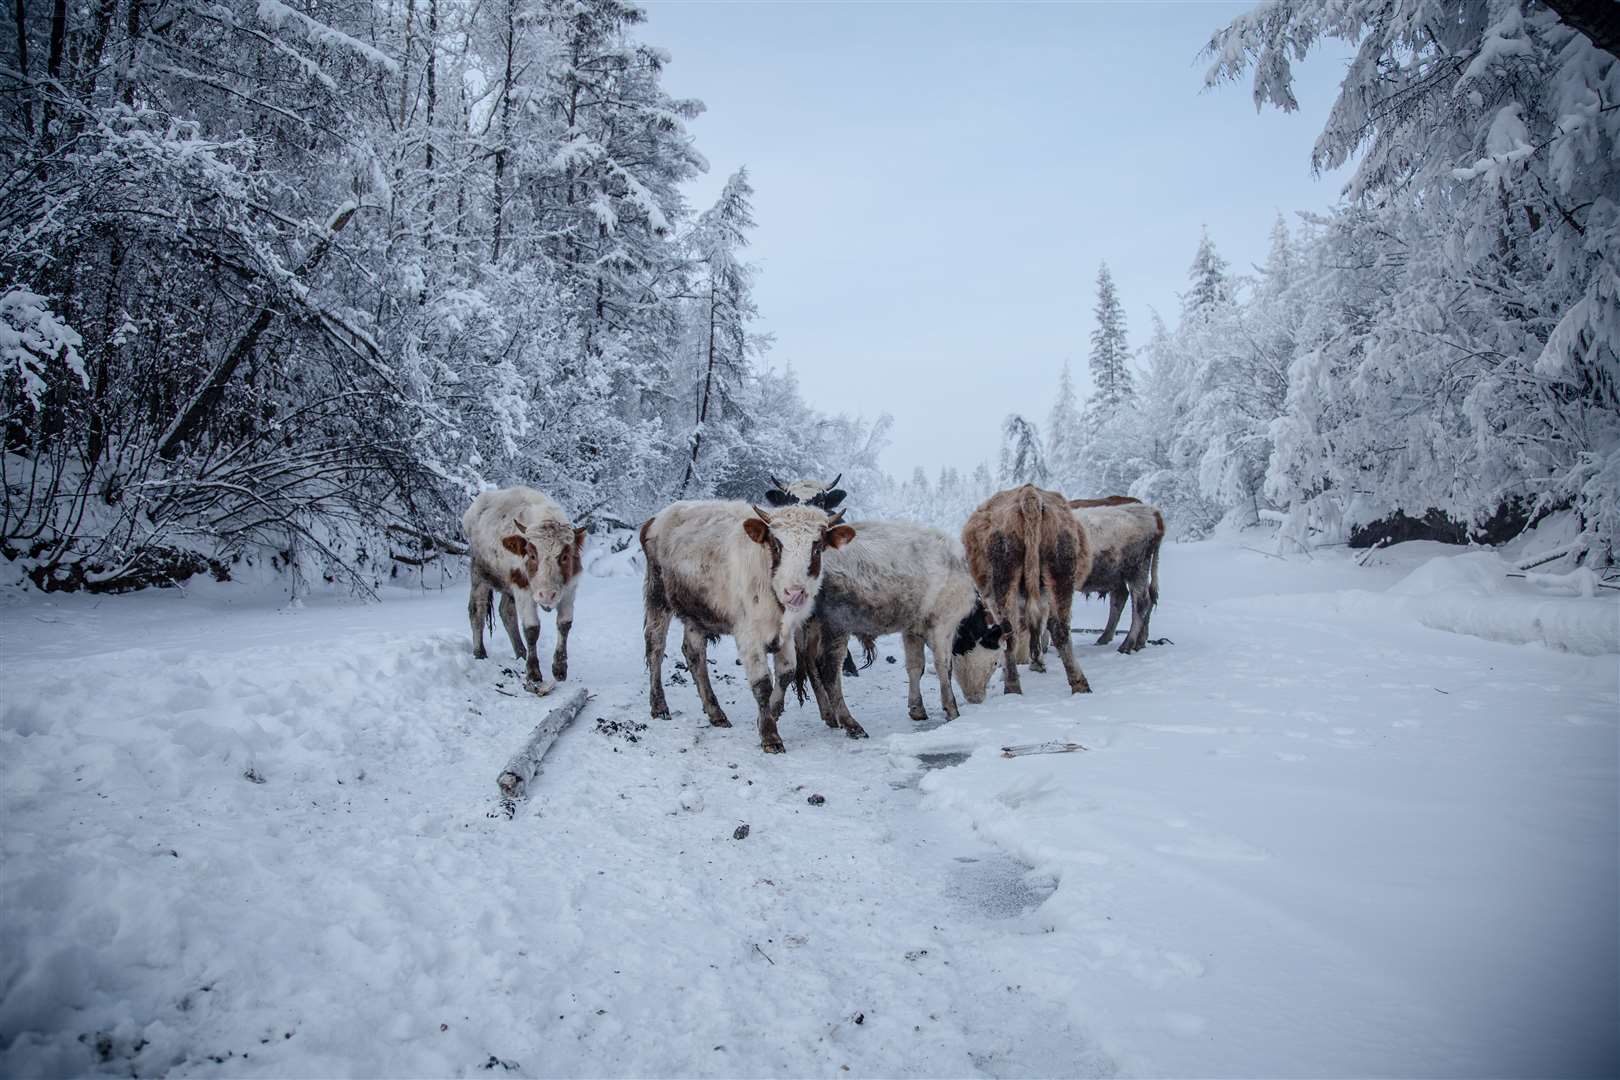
[3,0,1616,592]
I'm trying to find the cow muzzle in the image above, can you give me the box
[782,586,809,610]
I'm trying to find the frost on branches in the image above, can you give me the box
[0,0,865,591]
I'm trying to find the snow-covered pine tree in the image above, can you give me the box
[999,414,1049,487]
[1045,361,1085,492]
[1208,0,1620,562]
[1088,263,1134,411]
[1182,228,1233,320]
[678,168,766,497]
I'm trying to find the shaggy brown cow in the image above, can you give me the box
[1072,501,1164,653]
[962,484,1092,695]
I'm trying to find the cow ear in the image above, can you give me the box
[573,526,588,553]
[822,489,847,510]
[763,489,794,507]
[824,524,857,549]
[743,518,771,544]
[501,534,527,557]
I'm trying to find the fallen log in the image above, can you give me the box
[496,687,590,803]
[1001,741,1088,758]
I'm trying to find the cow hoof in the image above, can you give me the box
[761,738,785,754]
[1070,680,1093,694]
[843,724,868,740]
[1094,634,1114,647]
[709,715,732,728]
[1003,684,1023,695]
[1029,659,1047,674]
[651,703,671,721]
[473,647,487,660]
[552,661,568,681]
[908,705,928,722]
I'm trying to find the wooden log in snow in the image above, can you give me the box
[1001,741,1088,758]
[496,687,590,802]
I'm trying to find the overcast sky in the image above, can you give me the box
[644,1,1353,477]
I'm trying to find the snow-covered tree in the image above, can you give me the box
[1088,263,1134,411]
[1208,0,1620,562]
[999,414,1049,487]
[1045,361,1085,491]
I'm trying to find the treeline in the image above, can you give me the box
[988,0,1617,565]
[0,0,884,591]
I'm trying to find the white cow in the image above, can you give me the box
[639,501,855,753]
[463,486,585,688]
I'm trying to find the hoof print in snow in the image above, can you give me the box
[807,793,826,806]
[1149,637,1173,646]
[904,949,929,961]
[733,823,750,840]
[480,1055,520,1071]
[242,767,266,784]
[595,718,648,743]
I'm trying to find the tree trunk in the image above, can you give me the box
[677,278,718,497]
[157,204,358,459]
[1540,0,1620,58]
[13,0,34,137]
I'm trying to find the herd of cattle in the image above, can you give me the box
[463,478,1165,753]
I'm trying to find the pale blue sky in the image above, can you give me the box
[644,0,1353,476]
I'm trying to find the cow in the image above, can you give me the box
[962,484,1092,695]
[1071,501,1164,653]
[1068,495,1141,508]
[793,521,1005,736]
[763,473,847,512]
[761,474,866,678]
[640,501,856,753]
[463,486,586,689]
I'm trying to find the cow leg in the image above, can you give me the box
[551,588,575,681]
[741,645,784,753]
[1096,588,1127,646]
[804,625,842,729]
[498,591,524,659]
[929,625,961,721]
[514,592,544,685]
[903,631,928,721]
[1048,592,1091,693]
[643,596,673,721]
[1000,626,1023,694]
[1121,576,1152,654]
[682,626,728,727]
[468,577,491,659]
[770,632,799,722]
[817,635,866,738]
[1027,599,1048,672]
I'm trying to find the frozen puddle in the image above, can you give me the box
[916,750,972,770]
[947,852,1057,919]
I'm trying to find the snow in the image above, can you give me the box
[2,539,1616,1077]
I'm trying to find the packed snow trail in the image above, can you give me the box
[2,540,1616,1077]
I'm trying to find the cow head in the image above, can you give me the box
[741,504,856,616]
[950,598,1006,703]
[763,474,848,513]
[500,517,587,611]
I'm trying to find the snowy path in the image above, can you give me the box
[2,541,1616,1077]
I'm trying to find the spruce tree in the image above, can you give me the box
[1088,263,1133,411]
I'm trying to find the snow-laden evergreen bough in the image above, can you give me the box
[1200,0,1620,562]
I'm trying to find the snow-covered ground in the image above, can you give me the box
[2,538,1616,1078]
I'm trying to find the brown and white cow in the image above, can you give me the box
[463,486,586,689]
[640,501,856,753]
[1070,500,1165,654]
[795,520,1004,735]
[962,484,1092,695]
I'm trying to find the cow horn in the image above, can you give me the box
[826,510,845,527]
[827,473,842,490]
[768,474,788,492]
[751,505,773,523]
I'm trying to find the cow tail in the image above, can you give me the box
[859,635,878,670]
[1018,486,1043,661]
[1150,510,1165,606]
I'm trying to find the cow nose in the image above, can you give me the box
[783,587,808,608]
